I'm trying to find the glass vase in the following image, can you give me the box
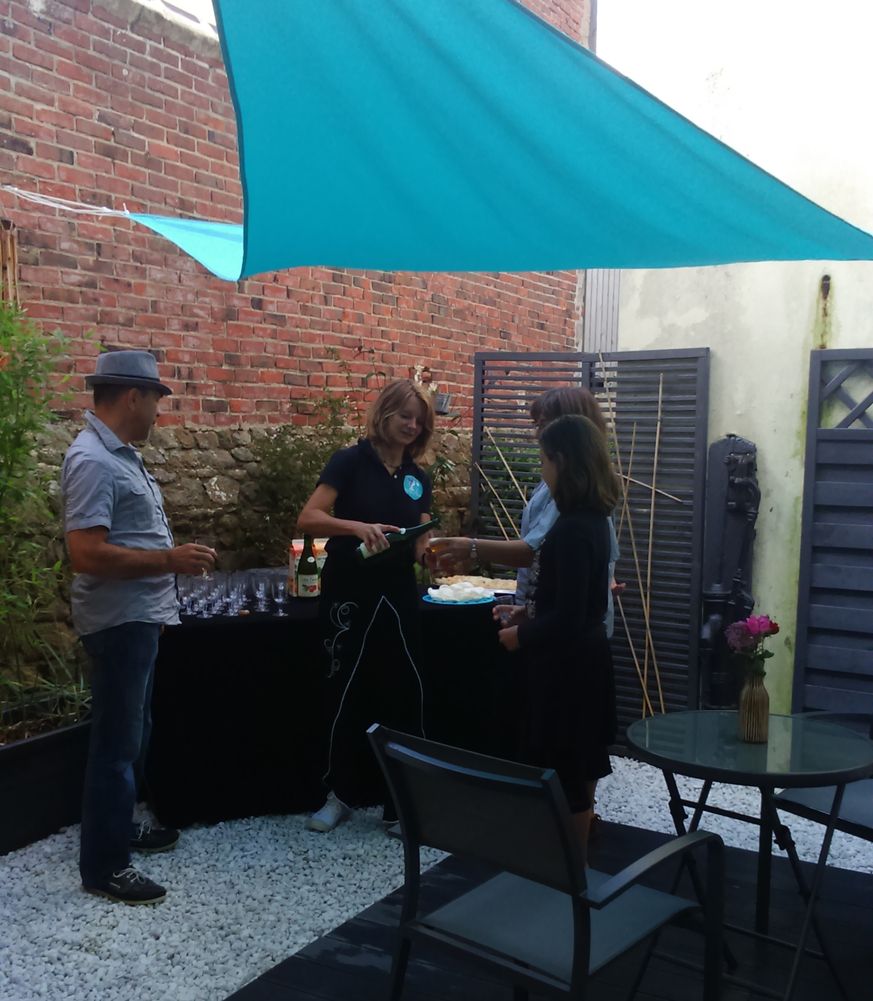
[738,672,769,743]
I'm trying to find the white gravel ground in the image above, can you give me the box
[1,756,871,1001]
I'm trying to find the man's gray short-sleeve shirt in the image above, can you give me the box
[61,412,179,636]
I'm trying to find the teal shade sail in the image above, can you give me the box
[130,0,873,279]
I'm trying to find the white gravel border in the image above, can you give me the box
[1,757,870,1001]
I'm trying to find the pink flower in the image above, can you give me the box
[725,613,781,673]
[725,620,756,653]
[746,615,779,637]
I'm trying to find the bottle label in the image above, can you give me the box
[403,475,423,500]
[297,572,320,597]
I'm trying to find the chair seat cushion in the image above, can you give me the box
[417,868,695,980]
[774,780,873,841]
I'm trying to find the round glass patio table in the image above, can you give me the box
[626,710,873,1001]
[626,710,873,789]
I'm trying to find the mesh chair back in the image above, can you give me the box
[369,725,586,894]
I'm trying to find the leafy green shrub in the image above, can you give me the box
[237,394,355,565]
[0,302,88,743]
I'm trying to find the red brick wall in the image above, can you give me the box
[1,0,587,426]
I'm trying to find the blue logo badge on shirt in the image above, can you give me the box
[403,475,423,500]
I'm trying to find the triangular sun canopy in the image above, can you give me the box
[130,0,873,280]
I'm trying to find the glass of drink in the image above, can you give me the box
[424,537,454,574]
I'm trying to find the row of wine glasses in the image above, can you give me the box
[177,570,289,618]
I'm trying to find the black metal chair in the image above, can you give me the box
[368,724,725,1001]
[773,713,873,844]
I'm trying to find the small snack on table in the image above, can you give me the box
[426,581,495,604]
[434,575,517,593]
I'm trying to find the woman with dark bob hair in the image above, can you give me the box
[297,379,435,832]
[493,414,620,860]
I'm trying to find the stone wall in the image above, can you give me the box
[39,420,473,569]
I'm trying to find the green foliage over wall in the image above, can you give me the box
[0,303,88,743]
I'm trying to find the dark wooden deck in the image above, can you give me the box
[227,822,873,1001]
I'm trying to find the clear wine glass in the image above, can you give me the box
[272,576,288,616]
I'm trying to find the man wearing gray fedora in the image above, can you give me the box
[62,350,217,905]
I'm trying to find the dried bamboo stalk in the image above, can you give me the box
[641,375,666,714]
[489,501,511,540]
[10,228,18,307]
[475,462,520,537]
[485,427,528,504]
[598,353,664,714]
[617,592,654,717]
[619,473,684,505]
[616,423,637,540]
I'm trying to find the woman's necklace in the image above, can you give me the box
[376,446,403,477]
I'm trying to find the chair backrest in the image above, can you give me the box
[368,724,587,895]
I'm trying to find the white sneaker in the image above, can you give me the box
[305,792,351,832]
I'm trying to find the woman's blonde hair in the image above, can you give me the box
[366,379,434,460]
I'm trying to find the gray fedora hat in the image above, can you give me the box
[85,350,172,396]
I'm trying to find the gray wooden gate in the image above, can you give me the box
[472,349,709,739]
[793,348,873,713]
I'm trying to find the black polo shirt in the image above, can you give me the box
[318,438,432,560]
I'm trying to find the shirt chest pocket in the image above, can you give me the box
[116,479,158,529]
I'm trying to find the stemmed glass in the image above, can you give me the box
[251,572,269,613]
[272,576,288,616]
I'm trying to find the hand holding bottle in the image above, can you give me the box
[355,523,401,558]
[356,518,441,562]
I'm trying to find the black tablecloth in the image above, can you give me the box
[147,597,514,827]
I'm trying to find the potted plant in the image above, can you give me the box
[0,302,91,853]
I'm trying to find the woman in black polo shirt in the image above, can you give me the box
[297,379,435,831]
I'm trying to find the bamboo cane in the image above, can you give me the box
[489,501,511,540]
[598,354,665,714]
[619,473,684,505]
[617,592,654,717]
[617,423,637,540]
[485,427,528,504]
[616,430,662,713]
[10,227,18,306]
[475,462,520,537]
[641,375,666,714]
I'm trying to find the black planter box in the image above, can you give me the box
[0,720,90,854]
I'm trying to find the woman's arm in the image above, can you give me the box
[427,536,534,572]
[297,483,400,554]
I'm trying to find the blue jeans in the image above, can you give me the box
[79,621,161,885]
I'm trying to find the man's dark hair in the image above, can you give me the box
[93,384,133,407]
[539,414,620,515]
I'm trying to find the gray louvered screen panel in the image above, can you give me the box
[473,348,709,743]
[794,349,873,714]
[472,354,589,540]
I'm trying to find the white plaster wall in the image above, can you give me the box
[597,0,873,709]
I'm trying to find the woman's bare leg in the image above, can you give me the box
[572,780,599,865]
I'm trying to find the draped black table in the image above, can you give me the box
[146,595,512,827]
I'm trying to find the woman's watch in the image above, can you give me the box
[469,538,479,564]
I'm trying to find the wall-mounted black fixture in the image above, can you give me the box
[699,434,760,708]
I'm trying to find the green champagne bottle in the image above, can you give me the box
[356,517,441,562]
